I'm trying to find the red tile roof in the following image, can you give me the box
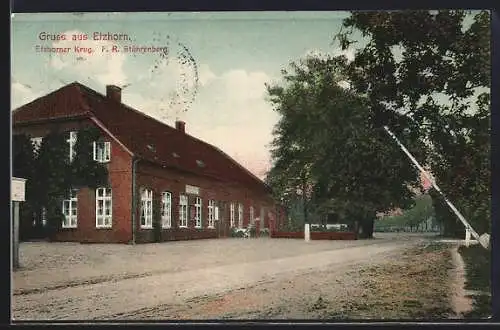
[13,82,271,194]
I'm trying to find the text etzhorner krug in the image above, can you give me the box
[35,32,169,54]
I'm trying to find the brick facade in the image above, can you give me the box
[13,82,285,244]
[133,162,277,243]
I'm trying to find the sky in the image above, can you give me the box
[11,11,356,180]
[10,11,485,181]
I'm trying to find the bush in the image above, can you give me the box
[309,224,351,232]
[281,222,303,232]
[45,205,64,236]
[260,228,270,237]
[230,227,246,238]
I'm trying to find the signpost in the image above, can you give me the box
[12,177,27,270]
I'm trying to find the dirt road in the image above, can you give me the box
[13,233,437,320]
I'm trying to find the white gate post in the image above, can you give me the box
[304,223,310,242]
[465,228,471,247]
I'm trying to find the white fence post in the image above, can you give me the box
[465,228,471,247]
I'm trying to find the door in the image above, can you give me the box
[217,201,228,238]
[260,207,265,229]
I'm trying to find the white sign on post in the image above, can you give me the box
[12,177,27,270]
[12,177,27,202]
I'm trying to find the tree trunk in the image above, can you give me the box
[359,218,374,239]
[302,175,308,225]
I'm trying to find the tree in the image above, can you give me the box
[12,134,36,179]
[33,131,72,232]
[335,10,490,237]
[403,194,435,231]
[12,127,109,239]
[70,127,109,189]
[12,134,37,240]
[265,54,424,238]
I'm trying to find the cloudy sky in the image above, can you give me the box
[11,11,484,181]
[11,11,357,180]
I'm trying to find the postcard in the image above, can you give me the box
[11,11,492,321]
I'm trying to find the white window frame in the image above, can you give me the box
[238,203,243,228]
[179,194,188,228]
[41,207,47,226]
[67,131,77,162]
[230,202,235,228]
[31,137,43,154]
[96,187,112,228]
[208,200,216,228]
[93,141,111,163]
[62,189,78,228]
[161,191,172,229]
[194,197,202,228]
[250,205,255,225]
[140,189,153,229]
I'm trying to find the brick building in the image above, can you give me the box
[12,82,285,243]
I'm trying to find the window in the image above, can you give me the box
[41,207,47,226]
[179,194,188,228]
[67,131,77,162]
[140,189,153,229]
[31,137,43,154]
[230,203,235,227]
[194,197,202,228]
[250,205,255,224]
[208,200,216,228]
[238,203,243,228]
[96,187,112,228]
[161,192,172,228]
[93,141,111,162]
[62,189,78,228]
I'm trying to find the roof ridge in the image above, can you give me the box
[12,82,82,113]
[75,82,181,134]
[208,145,268,187]
[79,83,269,189]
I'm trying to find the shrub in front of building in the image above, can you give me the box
[230,227,246,238]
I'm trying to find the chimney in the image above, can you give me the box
[106,85,121,103]
[175,120,185,133]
